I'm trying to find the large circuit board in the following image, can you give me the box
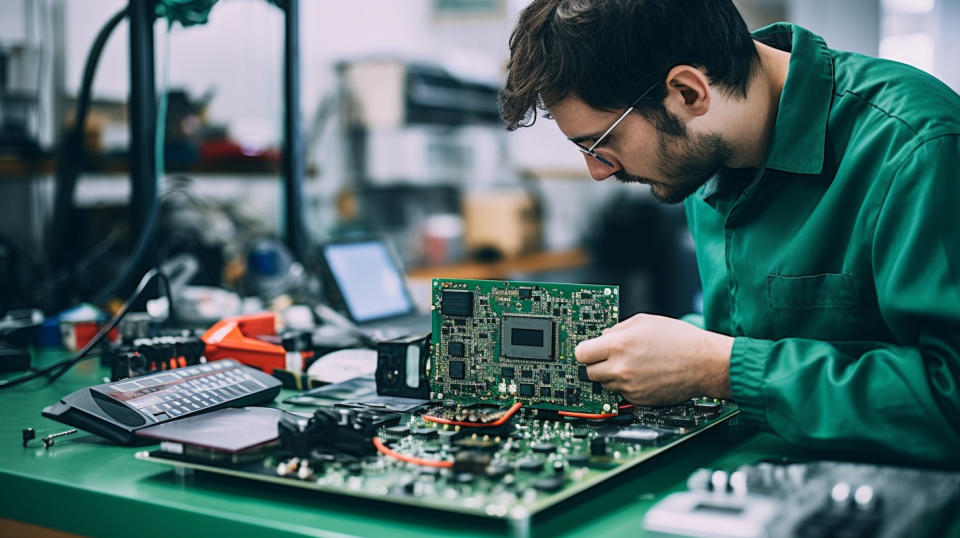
[137,398,738,530]
[430,279,621,414]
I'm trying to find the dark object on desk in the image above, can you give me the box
[103,333,206,381]
[278,407,400,458]
[0,308,43,348]
[137,407,284,464]
[42,359,281,445]
[644,460,960,538]
[376,332,431,399]
[21,428,34,447]
[0,344,30,373]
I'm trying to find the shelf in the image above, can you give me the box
[407,248,589,280]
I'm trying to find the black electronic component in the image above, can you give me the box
[519,288,532,299]
[453,451,492,474]
[531,442,556,454]
[376,332,432,399]
[279,407,400,457]
[449,360,465,379]
[448,341,465,357]
[42,359,282,445]
[578,365,590,381]
[501,367,515,378]
[519,383,535,397]
[104,334,206,382]
[441,290,474,317]
[532,476,565,492]
[501,316,554,360]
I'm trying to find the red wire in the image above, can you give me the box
[422,402,523,428]
[372,437,453,468]
[557,410,618,419]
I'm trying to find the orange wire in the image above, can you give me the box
[422,402,523,428]
[557,410,618,419]
[372,437,453,468]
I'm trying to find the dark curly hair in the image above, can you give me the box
[499,0,759,130]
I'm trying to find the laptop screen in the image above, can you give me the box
[323,240,415,323]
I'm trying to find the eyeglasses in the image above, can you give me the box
[572,81,660,167]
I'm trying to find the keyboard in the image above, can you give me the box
[42,359,282,445]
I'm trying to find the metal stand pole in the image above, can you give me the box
[282,0,307,261]
[128,0,156,244]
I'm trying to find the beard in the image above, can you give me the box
[615,129,733,205]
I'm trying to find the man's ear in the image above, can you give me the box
[663,65,711,120]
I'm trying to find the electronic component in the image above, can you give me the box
[644,460,960,538]
[375,332,431,399]
[278,407,400,457]
[42,359,282,444]
[430,279,620,413]
[103,334,206,381]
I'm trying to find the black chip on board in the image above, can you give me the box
[441,290,474,317]
[540,387,551,397]
[449,360,465,379]
[519,383,535,397]
[448,341,465,357]
[521,370,533,378]
[578,365,590,381]
[501,367,515,378]
[532,477,565,492]
[542,373,551,384]
[519,288,532,299]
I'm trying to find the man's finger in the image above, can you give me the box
[574,336,609,364]
[585,361,616,383]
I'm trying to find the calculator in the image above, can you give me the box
[42,359,282,445]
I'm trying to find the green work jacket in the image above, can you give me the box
[684,23,960,465]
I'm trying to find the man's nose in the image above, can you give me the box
[584,152,621,181]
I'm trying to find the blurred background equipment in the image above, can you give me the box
[645,460,960,538]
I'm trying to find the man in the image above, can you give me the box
[499,0,960,464]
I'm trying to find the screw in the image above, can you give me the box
[41,429,78,449]
[22,428,35,447]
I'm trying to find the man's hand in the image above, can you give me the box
[574,313,734,405]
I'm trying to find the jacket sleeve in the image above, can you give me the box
[728,134,960,464]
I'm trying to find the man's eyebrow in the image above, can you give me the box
[567,133,603,144]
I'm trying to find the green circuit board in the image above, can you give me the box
[430,279,621,414]
[137,399,738,525]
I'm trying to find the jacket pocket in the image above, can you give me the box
[767,273,861,339]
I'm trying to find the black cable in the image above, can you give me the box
[0,268,171,390]
[49,6,130,269]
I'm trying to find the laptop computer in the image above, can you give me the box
[318,238,431,341]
